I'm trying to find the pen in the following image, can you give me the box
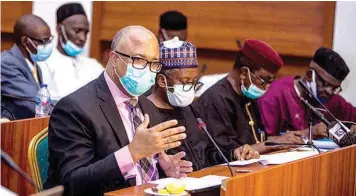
[235,169,252,173]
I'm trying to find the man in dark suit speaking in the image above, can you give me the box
[44,26,190,196]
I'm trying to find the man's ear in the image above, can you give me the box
[56,24,62,36]
[240,67,248,80]
[157,74,167,88]
[21,36,35,52]
[109,52,118,67]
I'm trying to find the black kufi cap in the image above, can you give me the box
[159,11,187,30]
[312,47,349,81]
[57,3,87,23]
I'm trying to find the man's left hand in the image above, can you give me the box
[158,151,193,178]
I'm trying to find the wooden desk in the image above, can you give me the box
[105,145,356,196]
[1,117,50,196]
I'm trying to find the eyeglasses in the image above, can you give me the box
[27,35,54,45]
[164,74,204,92]
[250,72,274,89]
[113,51,163,73]
[314,71,342,94]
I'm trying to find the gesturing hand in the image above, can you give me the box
[128,114,186,163]
[159,151,193,178]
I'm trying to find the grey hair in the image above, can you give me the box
[110,30,126,51]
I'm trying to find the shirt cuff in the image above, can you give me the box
[114,145,135,176]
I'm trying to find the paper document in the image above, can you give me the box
[258,151,319,165]
[313,139,339,149]
[221,159,259,166]
[150,175,229,191]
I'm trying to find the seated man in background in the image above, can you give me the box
[148,37,259,171]
[45,26,191,196]
[158,10,187,42]
[1,14,53,120]
[38,3,103,103]
[258,47,356,138]
[198,39,292,158]
[144,10,188,97]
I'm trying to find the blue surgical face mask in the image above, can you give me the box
[241,68,266,99]
[25,38,53,62]
[60,25,84,57]
[113,54,156,96]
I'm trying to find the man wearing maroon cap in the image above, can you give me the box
[198,39,287,159]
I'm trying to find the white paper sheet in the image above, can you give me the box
[150,175,229,191]
[221,159,259,166]
[258,151,319,165]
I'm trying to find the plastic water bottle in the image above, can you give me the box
[35,84,51,117]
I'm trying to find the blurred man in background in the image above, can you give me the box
[258,47,356,137]
[158,10,187,42]
[38,3,103,103]
[1,14,53,120]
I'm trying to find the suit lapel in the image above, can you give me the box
[96,73,130,147]
[11,45,39,88]
[36,64,43,85]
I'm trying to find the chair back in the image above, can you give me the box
[28,127,49,191]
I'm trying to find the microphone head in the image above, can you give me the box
[338,132,356,147]
[196,118,203,124]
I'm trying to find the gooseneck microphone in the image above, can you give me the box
[264,142,321,154]
[298,80,350,132]
[298,80,356,147]
[1,150,41,190]
[196,118,234,176]
[299,97,331,126]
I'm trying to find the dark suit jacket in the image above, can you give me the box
[1,44,43,120]
[44,73,165,196]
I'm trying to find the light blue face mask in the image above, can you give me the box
[114,55,156,96]
[60,25,84,57]
[241,68,266,99]
[26,38,53,62]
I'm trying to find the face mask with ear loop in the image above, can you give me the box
[161,29,170,41]
[240,67,266,99]
[25,37,53,62]
[163,75,195,107]
[306,69,328,104]
[112,53,156,96]
[60,25,84,57]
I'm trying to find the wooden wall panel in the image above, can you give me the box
[1,1,32,33]
[100,41,309,78]
[1,1,32,52]
[1,117,50,196]
[91,1,335,61]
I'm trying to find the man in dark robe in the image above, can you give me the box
[199,39,296,159]
[258,47,356,138]
[148,38,259,171]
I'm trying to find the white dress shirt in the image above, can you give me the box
[38,48,104,101]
